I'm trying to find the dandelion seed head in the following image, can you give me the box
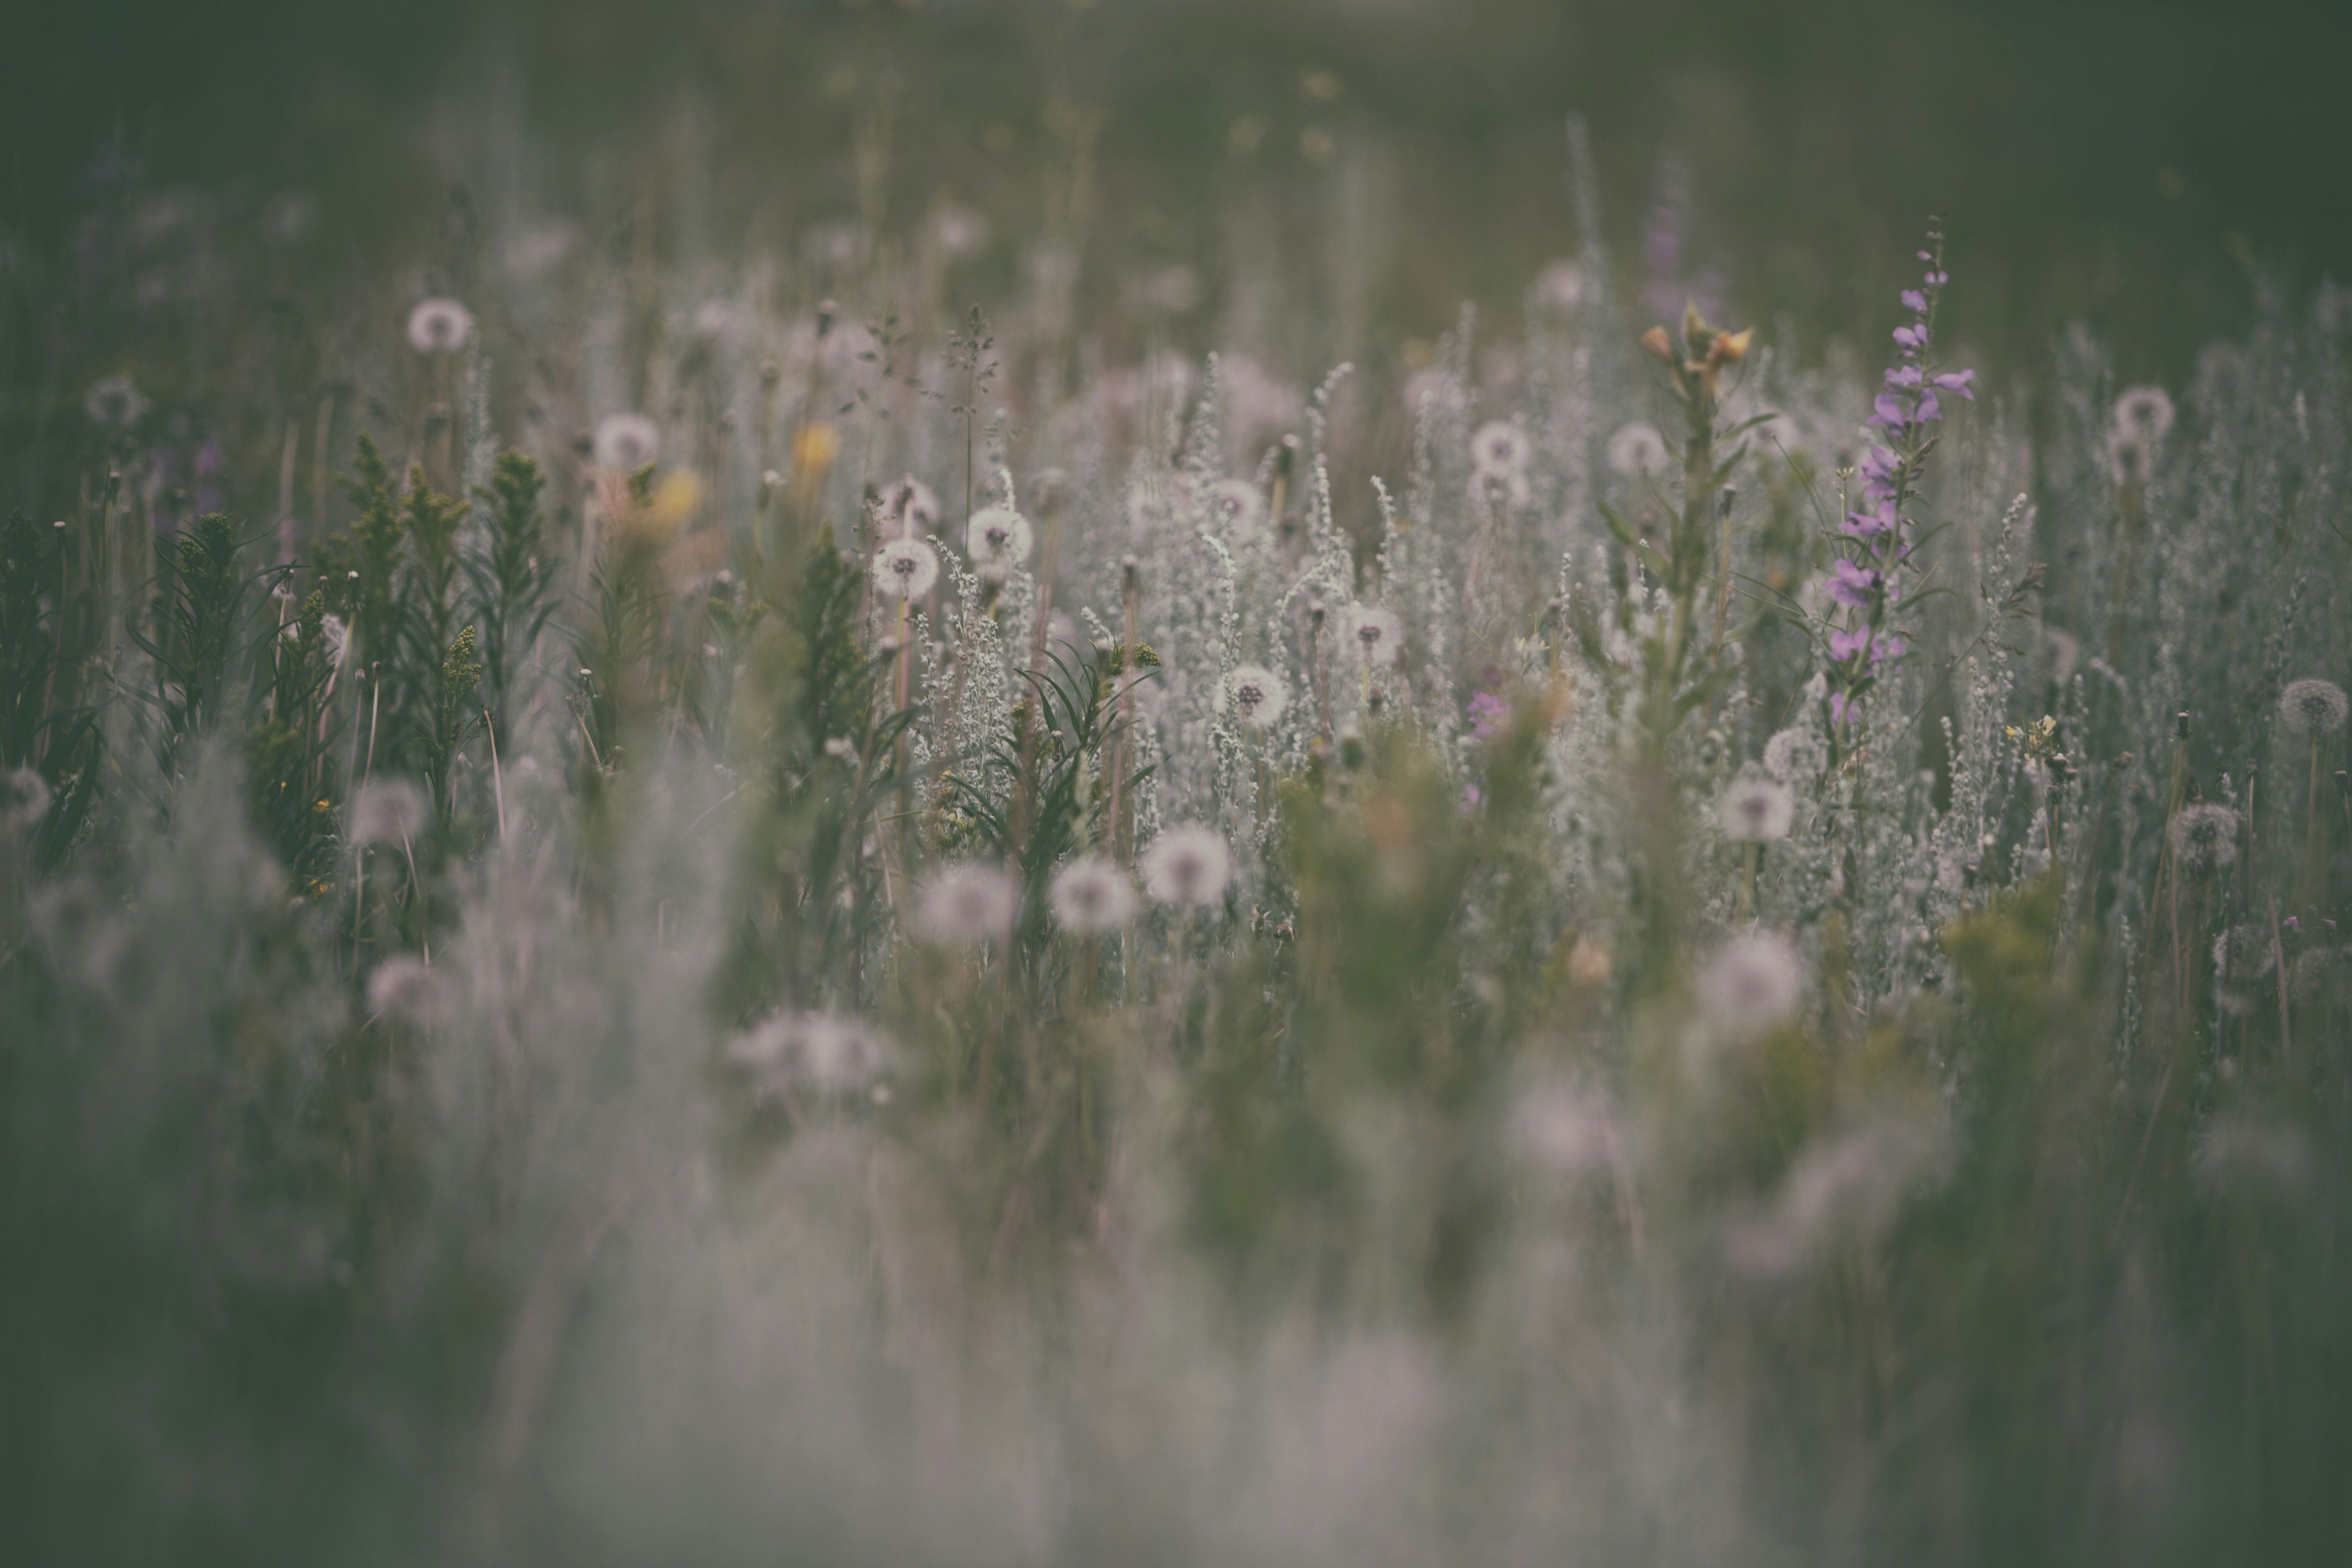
[405,297,475,355]
[1470,462,1533,511]
[1721,774,1795,842]
[2291,947,2348,1003]
[2168,803,2240,874]
[872,539,941,601]
[728,1011,888,1095]
[1050,856,1137,932]
[1470,420,1532,478]
[2107,428,2150,487]
[1607,421,1670,477]
[919,861,1019,944]
[1,766,51,829]
[366,957,460,1029]
[1205,478,1268,540]
[966,506,1034,567]
[2213,924,2276,980]
[1698,932,1804,1039]
[594,413,662,472]
[2278,678,2349,737]
[1761,727,1825,783]
[349,778,426,845]
[877,475,940,540]
[1343,604,1403,668]
[1222,663,1289,729]
[2112,385,2175,446]
[1141,824,1232,907]
[84,374,149,429]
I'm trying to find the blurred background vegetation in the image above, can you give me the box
[6,0,2347,389]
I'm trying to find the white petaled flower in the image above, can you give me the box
[1050,857,1137,933]
[594,413,661,472]
[1342,604,1403,668]
[1761,727,1825,783]
[83,374,149,429]
[1,766,51,829]
[1697,932,1804,1040]
[877,475,940,540]
[872,539,940,601]
[919,861,1019,944]
[1141,824,1233,908]
[1470,420,1532,478]
[1222,663,1289,729]
[405,297,475,355]
[1607,421,1670,477]
[2112,385,2175,446]
[1721,774,1795,842]
[966,506,1035,567]
[349,778,427,845]
[1205,478,1268,540]
[2278,677,2349,737]
[2168,803,2240,875]
[727,1011,888,1096]
[366,957,460,1029]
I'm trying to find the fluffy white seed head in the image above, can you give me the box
[1761,727,1825,783]
[1607,421,1670,477]
[1342,604,1403,668]
[1140,824,1232,907]
[1050,857,1137,933]
[1205,478,1268,541]
[1721,774,1795,842]
[1222,663,1289,729]
[727,1011,888,1096]
[966,506,1035,567]
[877,475,940,540]
[919,861,1019,943]
[2168,803,2240,875]
[593,413,662,472]
[1470,420,1532,478]
[349,778,427,846]
[405,297,475,355]
[1697,932,1804,1040]
[2278,678,2349,737]
[83,374,149,429]
[2112,385,2175,446]
[872,539,941,601]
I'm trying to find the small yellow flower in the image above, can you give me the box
[791,422,841,480]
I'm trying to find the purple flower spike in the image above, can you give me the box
[1932,369,1976,400]
[1893,325,1927,351]
[1868,392,1913,429]
[1886,365,1922,390]
[1842,502,1897,537]
[1916,389,1942,423]
[1829,559,1880,606]
[1900,289,1927,312]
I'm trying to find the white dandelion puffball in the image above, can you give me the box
[83,374,149,429]
[2278,677,2349,737]
[1761,727,1825,783]
[367,957,460,1029]
[1470,420,1532,478]
[1698,932,1804,1040]
[405,297,475,355]
[1342,603,1403,668]
[877,475,940,540]
[919,861,1019,943]
[1,766,51,829]
[594,413,662,472]
[1534,260,1586,312]
[966,506,1035,567]
[2112,385,2175,446]
[1470,463,1533,511]
[1205,477,1268,540]
[2168,803,2240,875]
[728,1011,888,1095]
[349,778,427,845]
[931,203,990,259]
[1607,421,1671,477]
[1222,663,1289,729]
[1721,774,1795,842]
[319,613,350,671]
[1050,857,1137,933]
[1141,824,1233,907]
[872,539,941,601]
[2212,924,2277,981]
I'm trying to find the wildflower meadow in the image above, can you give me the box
[6,6,2352,1563]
